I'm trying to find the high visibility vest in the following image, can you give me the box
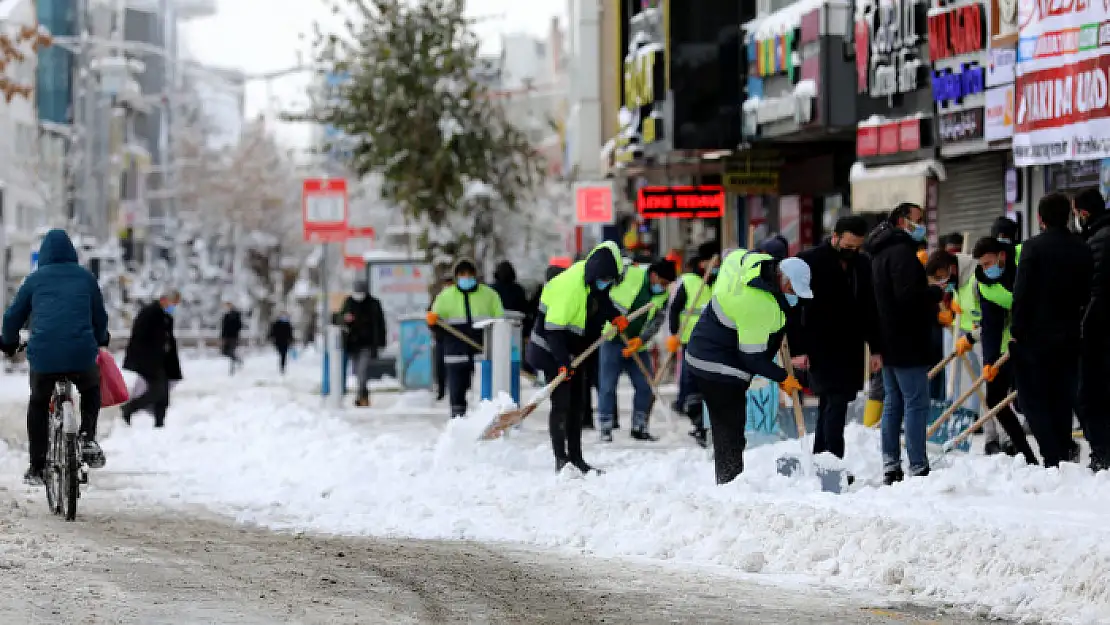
[431,284,504,323]
[678,273,712,344]
[538,241,622,335]
[712,249,785,355]
[955,275,981,332]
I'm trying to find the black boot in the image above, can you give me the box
[689,427,708,448]
[984,440,1002,455]
[883,468,904,486]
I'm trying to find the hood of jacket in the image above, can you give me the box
[452,257,478,277]
[584,241,621,285]
[493,261,516,284]
[864,222,915,257]
[38,229,80,266]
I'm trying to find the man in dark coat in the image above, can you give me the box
[269,312,295,374]
[866,203,943,484]
[121,290,183,428]
[0,229,110,484]
[219,302,244,375]
[1075,187,1110,471]
[791,216,882,461]
[1012,193,1093,468]
[340,279,387,406]
[491,261,529,315]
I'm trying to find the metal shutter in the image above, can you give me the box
[937,152,1008,245]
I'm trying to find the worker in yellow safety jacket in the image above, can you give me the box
[525,241,629,474]
[426,259,504,419]
[684,249,813,484]
[665,241,720,447]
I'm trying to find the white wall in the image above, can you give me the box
[567,0,600,179]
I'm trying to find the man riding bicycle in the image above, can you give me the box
[0,229,110,485]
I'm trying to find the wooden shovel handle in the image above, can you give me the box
[779,337,806,437]
[928,350,959,380]
[926,351,1010,437]
[948,390,1018,449]
[435,320,484,352]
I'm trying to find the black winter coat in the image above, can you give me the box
[1082,212,1110,347]
[865,223,940,368]
[1012,226,1092,350]
[269,319,294,350]
[790,242,881,394]
[220,309,243,340]
[123,301,183,382]
[340,295,386,353]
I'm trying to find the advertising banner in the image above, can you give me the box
[1013,1,1110,164]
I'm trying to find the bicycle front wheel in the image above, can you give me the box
[62,433,78,521]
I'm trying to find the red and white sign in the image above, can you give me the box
[878,123,900,154]
[857,118,926,156]
[343,227,377,268]
[928,4,986,61]
[1013,0,1110,164]
[857,126,879,155]
[899,118,922,150]
[573,182,615,224]
[302,177,349,242]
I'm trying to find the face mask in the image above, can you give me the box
[709,267,719,275]
[594,279,612,291]
[945,283,956,293]
[837,246,860,260]
[984,265,1003,280]
[351,292,365,301]
[997,237,1011,244]
[457,277,477,290]
[651,283,665,295]
[278,316,289,322]
[908,223,927,241]
[165,305,176,315]
[785,293,799,307]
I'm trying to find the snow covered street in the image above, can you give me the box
[0,352,1107,623]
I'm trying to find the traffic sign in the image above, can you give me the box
[302,177,349,242]
[573,182,614,224]
[343,226,376,268]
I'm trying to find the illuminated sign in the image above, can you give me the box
[928,4,986,61]
[932,63,986,105]
[751,32,796,80]
[855,0,928,98]
[636,186,725,219]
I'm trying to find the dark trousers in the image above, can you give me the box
[28,366,101,470]
[679,358,705,428]
[435,340,447,400]
[986,362,1037,464]
[277,346,289,373]
[1013,344,1078,467]
[1078,347,1110,464]
[221,338,241,373]
[446,361,473,417]
[813,391,854,459]
[699,375,750,485]
[546,365,588,464]
[125,373,170,428]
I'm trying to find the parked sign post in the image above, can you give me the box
[302,177,349,242]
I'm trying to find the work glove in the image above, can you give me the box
[779,375,803,396]
[0,341,16,358]
[950,298,963,315]
[611,315,630,333]
[621,337,643,357]
[557,366,574,381]
[937,309,954,327]
[982,363,999,383]
[665,335,681,353]
[955,335,974,355]
[425,311,439,326]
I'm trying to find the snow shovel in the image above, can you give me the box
[479,302,655,441]
[434,320,485,352]
[928,349,960,380]
[619,334,675,426]
[774,338,849,493]
[927,351,1010,438]
[653,254,720,386]
[932,390,1017,466]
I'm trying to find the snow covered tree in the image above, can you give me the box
[308,0,546,265]
[0,22,50,102]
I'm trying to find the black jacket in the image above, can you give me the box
[220,309,243,340]
[269,319,294,350]
[865,223,940,368]
[123,301,183,382]
[491,262,529,314]
[527,252,620,371]
[790,242,881,394]
[1083,212,1110,347]
[340,295,386,353]
[1012,226,1092,350]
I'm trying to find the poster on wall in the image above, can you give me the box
[368,262,432,349]
[1012,1,1110,165]
[780,196,801,255]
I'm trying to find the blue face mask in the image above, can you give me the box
[785,293,799,307]
[945,283,956,293]
[909,223,927,241]
[594,279,612,291]
[709,267,719,275]
[165,305,176,315]
[984,265,1003,280]
[457,277,477,290]
[651,283,665,295]
[997,237,1011,244]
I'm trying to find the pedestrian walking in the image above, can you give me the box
[685,249,812,484]
[866,203,942,484]
[790,216,882,463]
[666,241,720,447]
[219,302,243,375]
[426,259,504,419]
[1072,187,1110,472]
[1012,193,1093,467]
[269,312,295,374]
[596,259,676,442]
[121,290,183,428]
[340,280,387,407]
[525,242,627,474]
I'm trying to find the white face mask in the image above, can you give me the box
[351,293,365,301]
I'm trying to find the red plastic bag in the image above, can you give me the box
[98,349,130,408]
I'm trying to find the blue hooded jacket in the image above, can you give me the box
[2,229,109,374]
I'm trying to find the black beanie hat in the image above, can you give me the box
[649,259,677,283]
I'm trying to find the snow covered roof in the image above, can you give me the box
[744,0,843,40]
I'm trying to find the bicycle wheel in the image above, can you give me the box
[62,433,78,521]
[44,422,61,515]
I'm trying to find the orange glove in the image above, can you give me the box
[950,298,963,315]
[425,311,439,326]
[558,366,574,380]
[611,315,630,332]
[779,375,803,395]
[982,364,999,382]
[937,309,954,326]
[621,337,643,357]
[917,249,929,265]
[665,335,681,353]
[955,335,974,355]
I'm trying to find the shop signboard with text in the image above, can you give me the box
[1013,0,1110,164]
[636,186,725,219]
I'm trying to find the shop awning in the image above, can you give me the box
[849,160,946,214]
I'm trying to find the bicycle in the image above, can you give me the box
[44,376,86,521]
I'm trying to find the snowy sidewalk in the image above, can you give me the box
[1,352,1108,623]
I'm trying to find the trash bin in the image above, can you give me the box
[397,314,434,389]
[479,312,523,403]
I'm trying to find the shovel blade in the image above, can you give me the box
[478,403,539,441]
[815,467,849,493]
[776,454,802,476]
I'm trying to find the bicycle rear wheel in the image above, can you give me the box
[62,433,78,521]
[44,423,61,515]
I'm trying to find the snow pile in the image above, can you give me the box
[97,379,1110,624]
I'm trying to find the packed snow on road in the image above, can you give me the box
[1,352,1107,624]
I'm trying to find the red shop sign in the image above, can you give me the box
[1015,53,1110,133]
[928,4,985,61]
[637,186,725,219]
[857,126,879,156]
[899,118,921,151]
[878,123,900,154]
